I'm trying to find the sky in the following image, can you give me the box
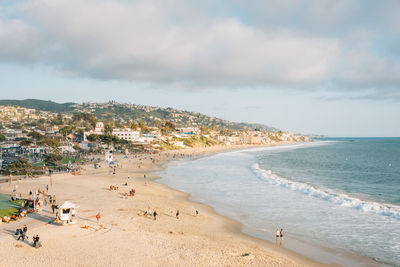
[0,0,400,137]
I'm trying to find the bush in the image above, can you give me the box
[44,154,63,166]
[5,159,32,175]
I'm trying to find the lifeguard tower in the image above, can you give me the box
[105,146,113,163]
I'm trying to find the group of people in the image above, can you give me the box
[109,185,119,190]
[276,228,284,246]
[15,225,41,248]
[15,225,28,241]
[129,188,135,196]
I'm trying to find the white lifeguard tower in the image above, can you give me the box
[59,201,79,224]
[105,147,113,163]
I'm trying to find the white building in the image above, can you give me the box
[84,122,140,142]
[113,128,140,141]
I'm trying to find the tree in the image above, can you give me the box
[27,131,44,140]
[72,113,97,128]
[160,121,176,135]
[115,121,124,128]
[0,133,5,142]
[6,159,32,175]
[20,140,32,146]
[162,121,176,131]
[59,126,74,137]
[200,126,210,134]
[103,124,113,135]
[76,128,85,141]
[138,121,150,133]
[87,134,100,142]
[130,122,139,131]
[99,134,120,144]
[44,153,63,166]
[51,113,63,125]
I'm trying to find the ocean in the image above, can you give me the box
[158,139,400,266]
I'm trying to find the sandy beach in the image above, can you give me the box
[0,144,328,267]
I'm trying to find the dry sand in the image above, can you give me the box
[0,144,330,267]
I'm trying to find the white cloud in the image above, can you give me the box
[0,0,399,99]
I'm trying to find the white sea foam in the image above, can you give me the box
[251,163,400,220]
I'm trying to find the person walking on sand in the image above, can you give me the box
[176,210,180,219]
[279,229,284,246]
[96,212,101,223]
[33,234,41,248]
[153,211,157,220]
[17,228,24,241]
[23,225,28,240]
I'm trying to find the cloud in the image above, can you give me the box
[0,0,399,99]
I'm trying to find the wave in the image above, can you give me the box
[251,163,400,220]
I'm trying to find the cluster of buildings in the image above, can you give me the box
[83,121,309,148]
[83,122,158,145]
[0,105,51,123]
[0,104,311,171]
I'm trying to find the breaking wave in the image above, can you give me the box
[251,163,400,220]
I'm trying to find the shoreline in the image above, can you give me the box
[0,142,373,266]
[150,144,381,267]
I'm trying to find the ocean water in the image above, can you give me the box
[159,139,400,266]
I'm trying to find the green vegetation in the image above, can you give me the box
[10,199,26,207]
[5,159,32,175]
[62,156,81,164]
[0,99,280,132]
[72,113,97,128]
[0,99,75,112]
[0,208,20,218]
[44,153,63,166]
[0,133,5,142]
[32,161,46,168]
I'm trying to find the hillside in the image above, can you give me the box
[0,99,75,112]
[0,99,279,131]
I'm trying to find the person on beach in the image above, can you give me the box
[33,234,41,248]
[153,211,157,220]
[279,229,284,246]
[276,229,280,244]
[49,195,53,203]
[16,229,24,241]
[23,225,28,240]
[46,185,49,191]
[196,210,199,216]
[96,212,101,223]
[176,210,179,219]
